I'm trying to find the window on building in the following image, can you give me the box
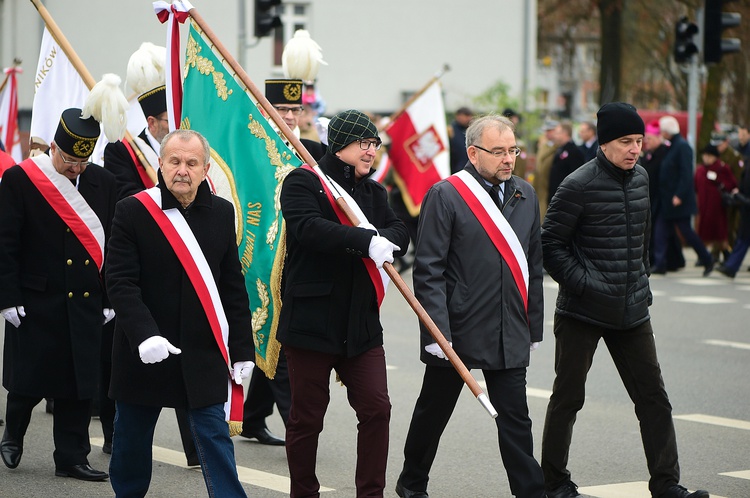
[273,3,310,67]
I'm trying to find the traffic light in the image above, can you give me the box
[255,0,282,38]
[674,16,699,64]
[703,0,741,64]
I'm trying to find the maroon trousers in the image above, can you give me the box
[284,345,390,498]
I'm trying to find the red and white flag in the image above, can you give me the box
[370,150,391,185]
[0,65,23,163]
[385,80,450,216]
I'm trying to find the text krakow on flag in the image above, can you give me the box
[385,80,450,216]
[0,66,23,162]
[181,21,303,377]
[29,27,106,163]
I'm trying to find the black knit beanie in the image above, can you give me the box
[327,110,378,153]
[596,102,645,145]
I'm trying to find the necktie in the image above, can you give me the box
[489,184,501,208]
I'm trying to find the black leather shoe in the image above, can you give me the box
[716,263,736,279]
[102,441,112,455]
[546,480,581,498]
[240,427,285,446]
[702,261,714,277]
[659,484,709,498]
[395,480,429,497]
[1,431,23,469]
[55,464,109,481]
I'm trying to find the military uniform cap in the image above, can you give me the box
[138,85,167,118]
[265,79,303,105]
[54,108,100,158]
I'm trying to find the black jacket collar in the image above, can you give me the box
[318,151,374,190]
[596,148,635,181]
[157,169,213,211]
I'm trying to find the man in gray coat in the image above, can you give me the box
[396,114,545,498]
[541,102,708,498]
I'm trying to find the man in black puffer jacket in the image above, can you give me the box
[540,103,708,498]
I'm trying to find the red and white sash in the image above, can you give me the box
[302,164,389,307]
[447,170,529,311]
[134,187,244,433]
[122,138,157,189]
[19,155,105,271]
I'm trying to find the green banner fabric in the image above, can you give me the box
[181,21,302,377]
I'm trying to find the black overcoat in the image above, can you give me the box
[103,129,155,200]
[105,178,254,409]
[277,153,410,357]
[0,159,117,399]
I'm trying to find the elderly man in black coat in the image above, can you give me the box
[396,114,545,498]
[0,109,116,481]
[105,129,254,497]
[541,103,708,498]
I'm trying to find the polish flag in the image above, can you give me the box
[370,150,391,185]
[0,65,22,163]
[385,80,449,216]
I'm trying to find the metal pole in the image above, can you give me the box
[687,7,705,168]
[521,0,530,116]
[687,56,698,166]
[238,0,246,68]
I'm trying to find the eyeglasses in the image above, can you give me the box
[57,149,90,168]
[273,105,304,116]
[156,117,170,123]
[472,144,521,158]
[358,139,382,151]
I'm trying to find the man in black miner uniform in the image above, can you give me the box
[103,85,167,199]
[266,78,326,162]
[0,108,115,481]
[547,120,585,205]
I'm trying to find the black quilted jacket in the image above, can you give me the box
[541,149,652,329]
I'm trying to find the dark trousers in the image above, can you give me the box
[399,366,545,498]
[284,345,390,498]
[541,315,680,497]
[654,216,712,270]
[5,391,92,466]
[243,350,290,428]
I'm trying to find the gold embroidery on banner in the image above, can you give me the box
[252,278,270,347]
[185,33,233,101]
[247,114,296,250]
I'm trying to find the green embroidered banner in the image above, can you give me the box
[181,21,302,377]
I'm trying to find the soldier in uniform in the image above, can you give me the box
[0,108,116,481]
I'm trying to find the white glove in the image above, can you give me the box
[102,308,116,325]
[232,361,254,384]
[368,235,401,269]
[358,222,378,234]
[1,306,26,328]
[138,336,182,364]
[530,342,540,352]
[425,342,451,360]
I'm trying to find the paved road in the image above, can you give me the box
[1,252,749,497]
